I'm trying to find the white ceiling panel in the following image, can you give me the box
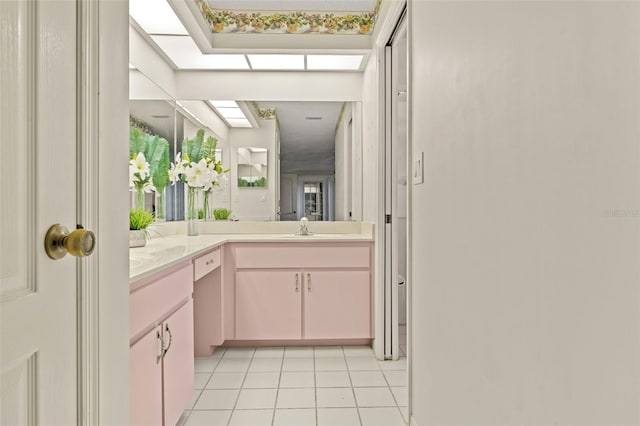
[150,35,250,69]
[130,0,188,35]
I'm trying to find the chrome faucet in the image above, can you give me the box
[298,217,312,236]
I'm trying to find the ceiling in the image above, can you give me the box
[130,1,369,173]
[257,101,343,174]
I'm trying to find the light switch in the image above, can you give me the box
[413,152,424,185]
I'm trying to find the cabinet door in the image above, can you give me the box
[194,268,222,357]
[304,270,371,339]
[162,300,195,426]
[236,270,302,340]
[131,326,163,426]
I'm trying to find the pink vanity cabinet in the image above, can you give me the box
[130,262,194,426]
[192,247,223,356]
[231,242,373,342]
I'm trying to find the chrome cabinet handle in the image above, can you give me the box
[162,324,173,358]
[307,273,311,292]
[156,330,165,363]
[295,273,299,292]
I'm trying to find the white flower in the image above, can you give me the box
[168,163,180,184]
[130,152,149,181]
[184,159,209,188]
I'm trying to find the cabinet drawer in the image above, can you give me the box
[130,264,193,340]
[194,248,221,281]
[235,244,370,269]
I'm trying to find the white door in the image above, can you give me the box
[1,1,81,423]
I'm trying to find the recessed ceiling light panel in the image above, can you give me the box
[130,0,189,35]
[306,55,364,70]
[209,100,239,108]
[151,36,250,70]
[247,54,305,70]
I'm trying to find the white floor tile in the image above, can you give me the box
[193,389,239,410]
[349,371,387,387]
[276,388,316,408]
[185,410,231,426]
[185,389,201,410]
[359,407,405,426]
[228,409,274,426]
[316,387,356,408]
[206,372,245,389]
[282,357,314,372]
[273,408,316,426]
[343,346,376,358]
[207,372,245,389]
[279,371,315,388]
[315,371,351,388]
[211,347,226,358]
[315,357,347,371]
[378,358,407,371]
[223,347,256,359]
[194,358,220,373]
[353,387,396,407]
[383,370,408,387]
[346,357,380,371]
[249,358,283,372]
[399,406,410,424]
[194,373,211,389]
[243,372,280,389]
[317,407,361,426]
[235,388,278,409]
[254,346,285,358]
[176,411,190,426]
[284,346,314,358]
[390,387,408,407]
[314,346,344,358]
[215,358,251,373]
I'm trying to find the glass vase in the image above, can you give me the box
[185,186,202,236]
[130,188,146,210]
[203,189,214,221]
[154,187,166,222]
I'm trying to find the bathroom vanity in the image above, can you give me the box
[129,222,374,425]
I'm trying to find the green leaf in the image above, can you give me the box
[202,134,218,163]
[129,128,146,158]
[144,135,170,191]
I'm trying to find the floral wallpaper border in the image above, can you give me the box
[197,0,381,35]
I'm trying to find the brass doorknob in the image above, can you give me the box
[45,224,96,260]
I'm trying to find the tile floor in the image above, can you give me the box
[178,344,408,426]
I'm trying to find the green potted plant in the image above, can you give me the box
[213,208,231,220]
[129,208,154,248]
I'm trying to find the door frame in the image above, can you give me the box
[79,0,130,424]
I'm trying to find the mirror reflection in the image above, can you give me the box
[129,69,355,222]
[237,148,268,187]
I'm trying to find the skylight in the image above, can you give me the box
[151,36,250,70]
[307,55,364,70]
[208,101,253,128]
[247,55,305,70]
[130,0,188,35]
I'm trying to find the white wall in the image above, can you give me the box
[129,25,175,98]
[335,102,364,221]
[410,2,640,425]
[175,71,363,101]
[229,120,278,220]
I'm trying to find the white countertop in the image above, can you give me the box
[129,230,374,283]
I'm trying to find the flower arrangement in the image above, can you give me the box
[358,13,374,34]
[170,129,229,232]
[235,13,251,31]
[307,14,323,32]
[129,128,170,219]
[264,13,286,31]
[251,13,265,32]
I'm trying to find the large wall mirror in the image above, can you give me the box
[129,68,358,222]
